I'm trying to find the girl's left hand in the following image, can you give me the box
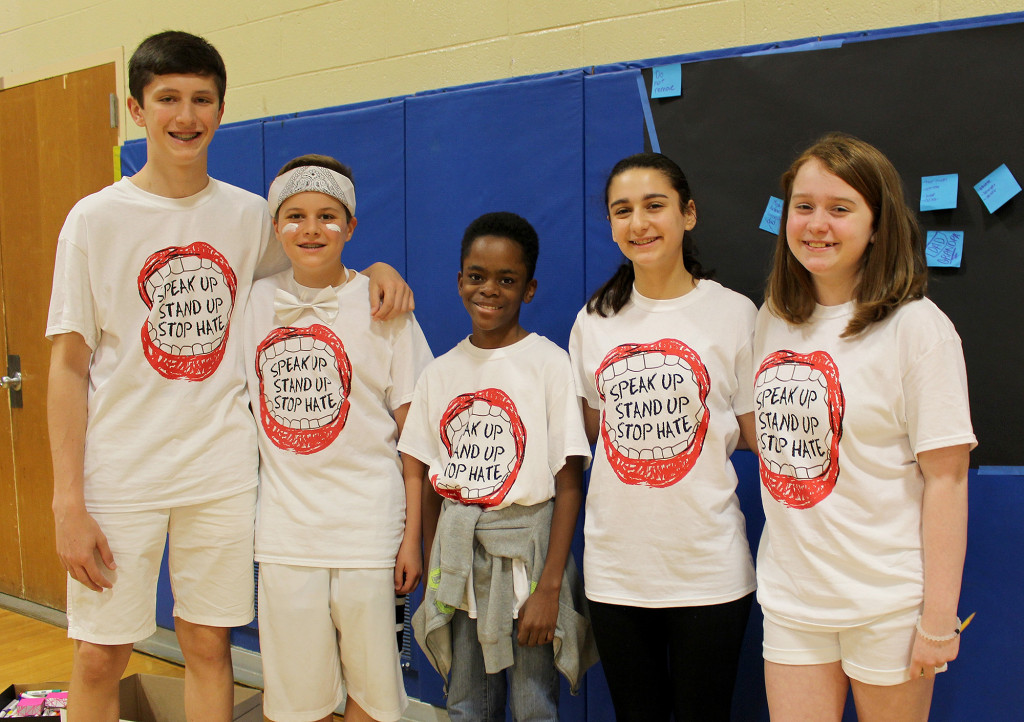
[909,629,960,679]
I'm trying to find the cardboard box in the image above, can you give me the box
[119,675,262,722]
[1,676,261,722]
[0,683,68,718]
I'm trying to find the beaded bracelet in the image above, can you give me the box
[916,615,962,643]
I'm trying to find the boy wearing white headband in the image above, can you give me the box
[244,154,432,722]
[46,33,413,720]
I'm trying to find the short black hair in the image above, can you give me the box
[460,212,539,281]
[275,154,354,222]
[129,31,227,107]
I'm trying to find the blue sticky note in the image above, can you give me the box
[926,231,964,268]
[759,196,784,234]
[651,64,682,98]
[974,164,1022,213]
[920,174,958,211]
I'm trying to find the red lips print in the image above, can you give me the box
[596,339,711,488]
[433,388,526,508]
[138,242,237,381]
[255,324,351,455]
[755,349,845,509]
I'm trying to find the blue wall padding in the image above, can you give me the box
[581,69,646,301]
[404,72,585,354]
[209,122,266,194]
[933,471,1024,721]
[262,102,407,276]
[120,139,145,176]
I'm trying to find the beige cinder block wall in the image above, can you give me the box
[2,0,1023,141]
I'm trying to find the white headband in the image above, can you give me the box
[268,165,356,218]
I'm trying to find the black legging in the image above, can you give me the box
[588,593,753,722]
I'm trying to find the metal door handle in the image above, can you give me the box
[1,372,22,391]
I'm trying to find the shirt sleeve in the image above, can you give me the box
[900,306,977,455]
[545,348,594,475]
[386,313,434,411]
[397,371,439,467]
[253,214,289,281]
[46,210,99,348]
[731,297,758,416]
[568,311,600,410]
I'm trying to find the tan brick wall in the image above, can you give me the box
[2,0,1022,140]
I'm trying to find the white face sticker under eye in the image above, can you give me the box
[325,223,342,234]
[280,222,299,235]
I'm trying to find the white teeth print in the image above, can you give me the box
[791,364,811,382]
[300,336,314,351]
[168,258,184,274]
[663,354,679,366]
[284,338,300,352]
[626,355,646,372]
[472,400,490,416]
[200,258,213,269]
[643,352,666,370]
[775,364,794,382]
[180,255,201,272]
[612,360,628,376]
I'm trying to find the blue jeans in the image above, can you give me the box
[447,610,559,721]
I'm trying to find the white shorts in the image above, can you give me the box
[67,489,256,645]
[762,606,945,686]
[258,564,408,722]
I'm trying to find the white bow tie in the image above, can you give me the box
[273,285,339,325]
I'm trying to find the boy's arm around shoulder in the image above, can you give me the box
[360,263,414,322]
[517,454,585,647]
[48,332,115,592]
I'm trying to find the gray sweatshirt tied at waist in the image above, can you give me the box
[413,499,597,694]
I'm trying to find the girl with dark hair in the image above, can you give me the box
[568,153,757,721]
[753,133,975,721]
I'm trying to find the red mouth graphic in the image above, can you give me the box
[433,388,526,507]
[138,242,238,381]
[255,325,351,454]
[596,339,711,488]
[755,350,845,509]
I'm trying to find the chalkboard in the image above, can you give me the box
[644,21,1024,467]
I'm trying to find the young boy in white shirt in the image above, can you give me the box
[46,31,410,721]
[401,212,596,721]
[244,154,433,722]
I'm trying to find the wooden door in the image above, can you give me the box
[0,63,118,609]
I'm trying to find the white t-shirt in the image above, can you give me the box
[753,298,977,625]
[399,333,592,512]
[569,280,757,607]
[46,177,282,512]
[246,270,433,567]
